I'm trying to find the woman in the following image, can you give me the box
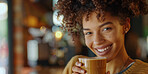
[56,0,148,74]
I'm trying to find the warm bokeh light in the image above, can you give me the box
[27,16,38,27]
[40,26,46,33]
[55,31,63,39]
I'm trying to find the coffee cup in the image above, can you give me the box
[78,57,106,74]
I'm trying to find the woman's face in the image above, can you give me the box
[82,12,126,62]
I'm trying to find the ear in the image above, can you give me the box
[123,18,131,34]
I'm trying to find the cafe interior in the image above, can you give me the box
[0,0,148,74]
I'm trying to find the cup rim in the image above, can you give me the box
[78,57,106,60]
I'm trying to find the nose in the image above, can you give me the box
[93,32,105,45]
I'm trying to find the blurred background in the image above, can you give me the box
[0,0,148,74]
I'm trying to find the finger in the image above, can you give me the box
[75,61,83,67]
[72,66,86,73]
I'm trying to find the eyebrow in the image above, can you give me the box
[83,22,113,30]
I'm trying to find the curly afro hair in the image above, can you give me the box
[55,0,148,37]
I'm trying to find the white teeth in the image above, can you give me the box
[97,46,110,52]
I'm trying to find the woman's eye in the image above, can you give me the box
[103,27,112,31]
[85,32,92,35]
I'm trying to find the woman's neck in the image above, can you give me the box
[106,47,133,74]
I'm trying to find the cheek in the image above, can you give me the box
[107,32,124,47]
[104,29,123,42]
[104,33,116,42]
[108,34,121,43]
[85,37,92,48]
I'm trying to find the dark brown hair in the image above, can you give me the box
[55,0,148,37]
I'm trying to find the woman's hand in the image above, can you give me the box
[72,61,86,74]
[72,61,110,74]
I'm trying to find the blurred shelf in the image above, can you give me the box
[22,66,64,74]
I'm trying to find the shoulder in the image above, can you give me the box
[62,55,87,74]
[134,59,148,73]
[135,59,148,65]
[134,59,148,68]
[124,59,148,74]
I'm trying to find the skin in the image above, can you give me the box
[72,12,134,74]
[83,12,128,62]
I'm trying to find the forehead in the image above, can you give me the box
[82,12,123,29]
[82,12,119,23]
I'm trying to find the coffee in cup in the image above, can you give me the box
[78,57,106,74]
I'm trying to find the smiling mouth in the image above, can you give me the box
[95,44,112,53]
[97,46,110,52]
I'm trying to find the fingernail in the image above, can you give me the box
[78,63,81,66]
[76,62,81,66]
[81,70,85,73]
[75,62,78,65]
